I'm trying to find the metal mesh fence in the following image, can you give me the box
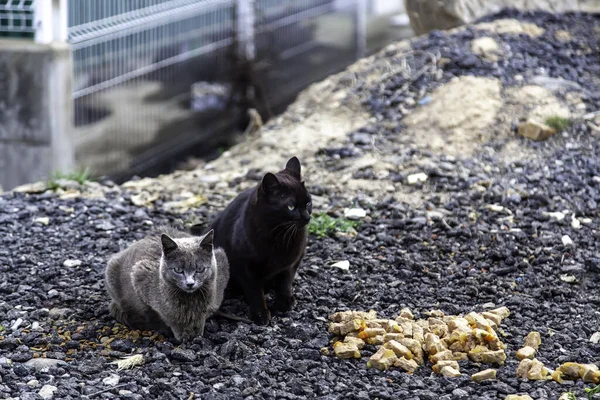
[0,0,35,38]
[68,0,237,177]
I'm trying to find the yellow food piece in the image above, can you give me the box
[523,331,541,350]
[557,362,582,380]
[412,324,425,343]
[471,369,497,382]
[580,364,600,384]
[481,312,502,327]
[516,346,536,360]
[358,328,386,339]
[516,359,533,379]
[343,336,365,350]
[366,335,384,345]
[488,307,510,320]
[330,310,377,322]
[333,342,361,359]
[384,340,412,359]
[399,308,414,320]
[439,365,461,377]
[465,312,492,330]
[400,338,424,364]
[367,347,397,371]
[430,349,454,364]
[432,360,459,373]
[468,348,506,365]
[526,359,548,380]
[424,333,447,355]
[394,357,419,373]
[447,317,471,333]
[452,352,468,361]
[383,333,404,343]
[504,396,533,400]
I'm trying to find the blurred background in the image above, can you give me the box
[0,0,413,190]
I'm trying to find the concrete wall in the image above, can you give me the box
[0,39,73,191]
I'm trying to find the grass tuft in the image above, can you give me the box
[308,212,360,238]
[48,168,92,190]
[545,115,572,132]
[586,384,600,400]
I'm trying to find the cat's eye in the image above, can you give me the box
[306,202,312,207]
[174,268,183,274]
[288,205,295,211]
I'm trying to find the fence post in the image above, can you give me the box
[355,0,367,59]
[34,0,68,44]
[236,0,256,61]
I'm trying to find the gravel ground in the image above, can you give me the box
[2,10,600,400]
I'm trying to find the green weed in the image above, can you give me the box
[586,384,600,400]
[48,168,92,190]
[545,115,572,132]
[308,212,359,238]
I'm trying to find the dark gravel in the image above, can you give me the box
[2,9,600,400]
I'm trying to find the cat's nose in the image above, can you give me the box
[301,211,311,223]
[186,282,194,289]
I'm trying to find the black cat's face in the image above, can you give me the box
[160,231,215,293]
[258,157,312,227]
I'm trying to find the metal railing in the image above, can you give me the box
[0,0,35,37]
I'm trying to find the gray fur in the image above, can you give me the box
[105,226,229,341]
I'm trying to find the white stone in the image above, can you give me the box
[561,235,573,246]
[544,211,565,221]
[331,260,350,271]
[10,318,23,331]
[344,208,367,220]
[38,385,58,400]
[27,380,40,388]
[560,274,577,283]
[407,172,428,185]
[102,373,120,386]
[487,204,504,212]
[590,332,600,344]
[63,259,82,267]
[34,217,50,226]
[571,215,581,229]
[47,289,59,298]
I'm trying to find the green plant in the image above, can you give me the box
[545,115,572,132]
[586,384,600,400]
[308,212,359,238]
[48,168,92,190]
[564,391,576,400]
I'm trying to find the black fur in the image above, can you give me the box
[209,157,312,324]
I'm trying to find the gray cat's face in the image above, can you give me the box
[160,230,215,293]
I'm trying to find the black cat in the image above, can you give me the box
[210,157,312,324]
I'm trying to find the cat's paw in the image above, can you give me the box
[251,308,271,325]
[273,294,295,313]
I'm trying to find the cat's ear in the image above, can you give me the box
[285,157,301,179]
[161,234,178,254]
[201,229,214,250]
[260,172,280,194]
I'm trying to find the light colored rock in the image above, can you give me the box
[10,318,23,331]
[505,396,534,400]
[472,369,497,382]
[344,208,367,220]
[518,119,556,141]
[38,385,58,400]
[330,260,350,271]
[63,259,82,267]
[472,37,501,61]
[329,310,377,322]
[25,358,68,371]
[27,379,40,388]
[34,217,50,226]
[590,332,600,344]
[554,29,573,42]
[562,235,573,246]
[13,181,48,193]
[544,211,566,221]
[103,373,120,386]
[406,172,428,185]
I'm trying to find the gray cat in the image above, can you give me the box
[105,227,229,341]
